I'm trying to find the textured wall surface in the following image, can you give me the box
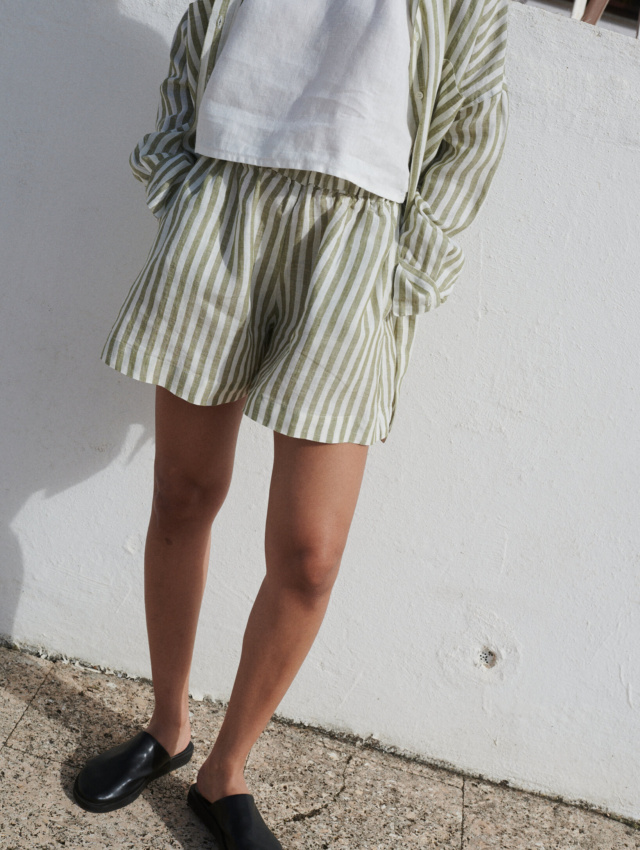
[1,0,639,822]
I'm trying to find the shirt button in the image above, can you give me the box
[417,91,424,100]
[217,15,224,27]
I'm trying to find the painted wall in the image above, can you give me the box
[1,0,639,823]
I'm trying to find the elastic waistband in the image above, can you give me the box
[233,160,399,206]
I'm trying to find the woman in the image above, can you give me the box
[73,0,510,847]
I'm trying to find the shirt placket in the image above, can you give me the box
[405,3,428,223]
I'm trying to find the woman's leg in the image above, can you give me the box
[195,431,369,803]
[143,387,248,757]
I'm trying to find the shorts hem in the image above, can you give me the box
[242,390,390,447]
[100,344,251,407]
[101,344,393,445]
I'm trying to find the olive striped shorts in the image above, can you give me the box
[101,157,418,445]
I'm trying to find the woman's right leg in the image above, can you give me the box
[143,386,247,757]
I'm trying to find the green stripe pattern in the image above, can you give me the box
[393,0,510,315]
[103,0,511,443]
[101,158,418,445]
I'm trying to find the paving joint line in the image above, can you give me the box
[2,663,55,752]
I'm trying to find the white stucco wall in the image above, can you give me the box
[1,0,639,824]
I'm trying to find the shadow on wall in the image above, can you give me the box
[0,2,178,637]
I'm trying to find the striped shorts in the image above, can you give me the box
[101,157,418,446]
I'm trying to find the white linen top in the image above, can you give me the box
[194,0,415,203]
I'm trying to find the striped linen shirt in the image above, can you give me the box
[131,0,510,318]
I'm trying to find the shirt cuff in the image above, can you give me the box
[391,257,443,316]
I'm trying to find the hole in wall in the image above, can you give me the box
[478,646,499,668]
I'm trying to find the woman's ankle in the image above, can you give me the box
[196,758,250,804]
[144,715,192,757]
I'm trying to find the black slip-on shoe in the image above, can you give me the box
[72,730,194,813]
[187,784,283,849]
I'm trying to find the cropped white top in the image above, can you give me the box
[194,0,415,203]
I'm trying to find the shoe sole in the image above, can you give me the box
[72,741,194,813]
[187,785,228,849]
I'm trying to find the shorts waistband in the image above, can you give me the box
[234,160,399,206]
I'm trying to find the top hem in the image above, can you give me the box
[193,139,408,204]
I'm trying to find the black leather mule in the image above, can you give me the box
[73,730,194,813]
[187,784,283,849]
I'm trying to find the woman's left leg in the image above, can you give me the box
[195,430,370,803]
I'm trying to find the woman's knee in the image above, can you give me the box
[151,465,231,529]
[266,537,345,599]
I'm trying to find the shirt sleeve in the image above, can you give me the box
[129,6,204,219]
[392,0,510,316]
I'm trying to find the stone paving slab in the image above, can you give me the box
[275,751,463,850]
[462,778,640,850]
[1,644,639,849]
[0,646,51,745]
[4,657,156,766]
